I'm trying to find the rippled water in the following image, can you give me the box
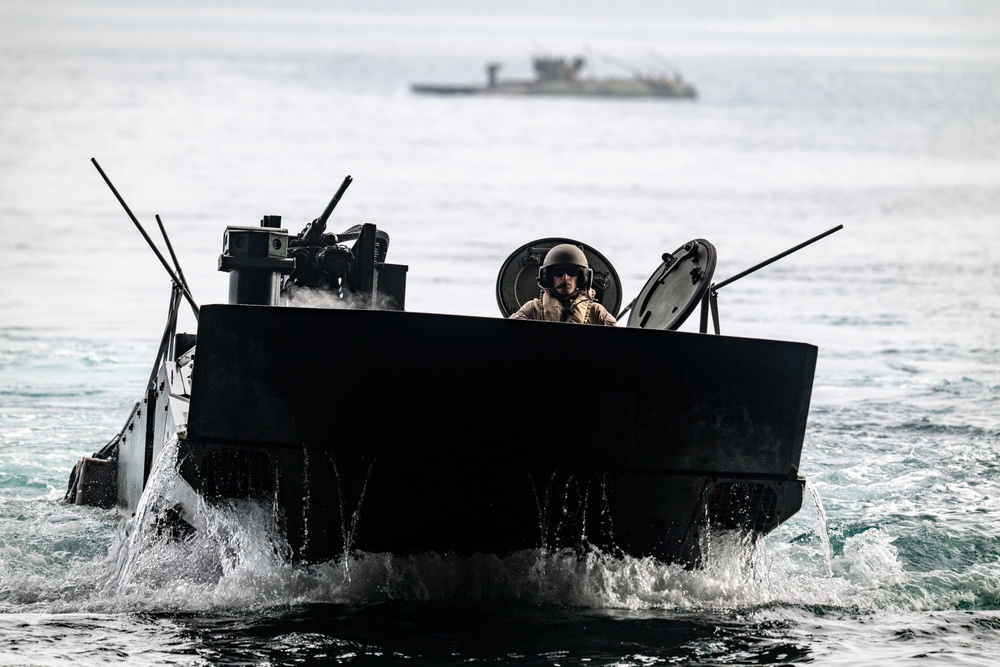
[1,1,999,665]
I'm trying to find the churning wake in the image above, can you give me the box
[30,437,961,617]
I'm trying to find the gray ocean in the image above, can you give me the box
[2,1,999,664]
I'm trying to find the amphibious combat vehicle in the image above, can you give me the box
[67,165,835,567]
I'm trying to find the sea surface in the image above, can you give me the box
[1,1,999,665]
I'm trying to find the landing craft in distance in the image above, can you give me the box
[411,54,697,99]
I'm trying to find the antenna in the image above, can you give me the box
[91,158,200,320]
[699,225,844,334]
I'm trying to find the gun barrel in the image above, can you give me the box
[318,175,353,227]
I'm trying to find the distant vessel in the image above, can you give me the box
[411,55,697,99]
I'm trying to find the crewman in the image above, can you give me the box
[508,244,617,325]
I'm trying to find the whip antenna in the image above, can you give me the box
[91,157,200,319]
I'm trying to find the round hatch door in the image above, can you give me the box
[626,239,717,330]
[496,238,623,318]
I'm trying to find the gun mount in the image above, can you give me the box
[217,177,407,310]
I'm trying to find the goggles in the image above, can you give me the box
[549,267,582,278]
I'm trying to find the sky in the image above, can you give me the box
[5,0,1000,20]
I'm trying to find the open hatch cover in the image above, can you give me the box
[626,239,717,330]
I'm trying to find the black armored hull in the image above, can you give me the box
[175,304,813,564]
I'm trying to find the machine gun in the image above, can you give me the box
[290,175,353,248]
[286,176,357,292]
[286,177,392,300]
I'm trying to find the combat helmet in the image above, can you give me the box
[537,243,593,290]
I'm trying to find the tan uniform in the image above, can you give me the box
[509,289,617,326]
